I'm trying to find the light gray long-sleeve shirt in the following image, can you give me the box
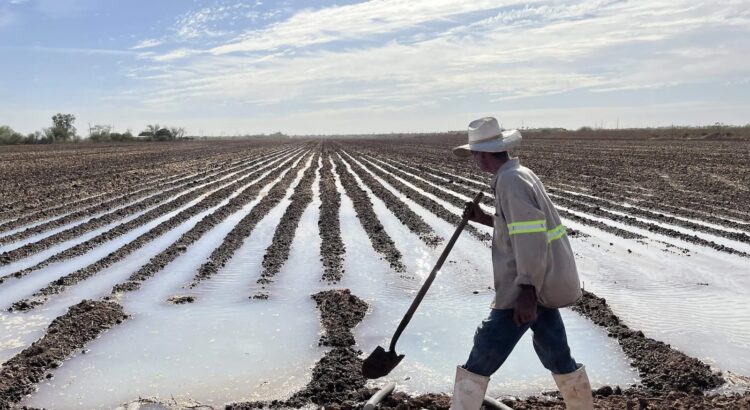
[489,158,582,309]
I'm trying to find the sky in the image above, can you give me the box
[1,0,749,136]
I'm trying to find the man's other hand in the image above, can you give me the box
[513,286,538,326]
[463,201,492,226]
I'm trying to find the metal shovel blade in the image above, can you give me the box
[361,346,404,379]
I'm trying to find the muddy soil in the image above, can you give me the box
[0,141,293,226]
[552,196,749,257]
[0,299,127,410]
[548,188,750,244]
[258,151,321,286]
[109,150,311,294]
[377,155,495,208]
[189,150,315,288]
[341,136,750,233]
[8,151,305,310]
[0,147,294,239]
[572,290,724,392]
[331,153,406,272]
[0,151,296,286]
[338,150,442,248]
[0,167,202,235]
[344,151,491,243]
[0,153,279,264]
[318,147,346,283]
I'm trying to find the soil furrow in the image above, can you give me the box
[0,162,228,235]
[318,146,346,283]
[366,154,491,210]
[374,155,496,210]
[338,151,443,248]
[0,150,297,281]
[552,195,749,257]
[7,149,308,311]
[548,188,750,245]
[257,150,321,289]
[0,147,261,227]
[374,153,729,246]
[331,153,406,273]
[384,157,487,192]
[108,149,312,295]
[0,147,297,237]
[189,150,317,288]
[0,153,269,250]
[557,209,646,240]
[348,152,491,243]
[0,299,127,410]
[572,290,724,392]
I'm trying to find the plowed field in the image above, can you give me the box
[1,136,748,409]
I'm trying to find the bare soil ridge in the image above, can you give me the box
[343,151,491,243]
[318,146,346,283]
[332,152,406,272]
[0,149,295,285]
[258,150,322,288]
[0,300,127,410]
[189,149,316,288]
[7,150,305,310]
[339,150,443,248]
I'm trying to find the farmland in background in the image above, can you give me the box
[0,132,748,409]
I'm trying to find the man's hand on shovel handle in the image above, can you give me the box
[463,201,493,227]
[513,285,538,327]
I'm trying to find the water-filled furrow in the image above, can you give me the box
[0,151,283,263]
[0,149,301,285]
[256,150,321,291]
[187,150,316,289]
[338,151,442,248]
[109,150,313,295]
[547,188,750,245]
[346,151,491,243]
[372,156,646,242]
[0,154,254,235]
[551,195,749,257]
[6,148,309,311]
[331,152,406,273]
[0,146,296,241]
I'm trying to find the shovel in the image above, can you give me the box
[362,191,484,379]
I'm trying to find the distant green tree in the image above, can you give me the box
[0,125,25,144]
[49,113,77,142]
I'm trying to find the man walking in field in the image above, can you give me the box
[450,117,593,410]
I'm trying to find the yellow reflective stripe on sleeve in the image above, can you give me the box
[546,224,566,243]
[507,219,546,235]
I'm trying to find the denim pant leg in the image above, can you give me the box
[530,307,578,375]
[463,309,529,377]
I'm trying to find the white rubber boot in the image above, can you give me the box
[449,366,490,410]
[552,364,594,410]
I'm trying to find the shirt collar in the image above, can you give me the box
[490,158,520,189]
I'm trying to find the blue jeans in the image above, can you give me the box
[463,306,578,376]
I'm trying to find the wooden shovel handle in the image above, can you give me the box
[389,191,484,352]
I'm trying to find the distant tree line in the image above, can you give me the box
[1,114,190,145]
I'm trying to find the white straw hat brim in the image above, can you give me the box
[452,129,522,157]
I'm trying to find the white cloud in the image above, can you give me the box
[130,38,164,50]
[118,0,750,132]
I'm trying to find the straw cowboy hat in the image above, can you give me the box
[452,117,522,157]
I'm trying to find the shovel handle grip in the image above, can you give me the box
[389,191,484,352]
